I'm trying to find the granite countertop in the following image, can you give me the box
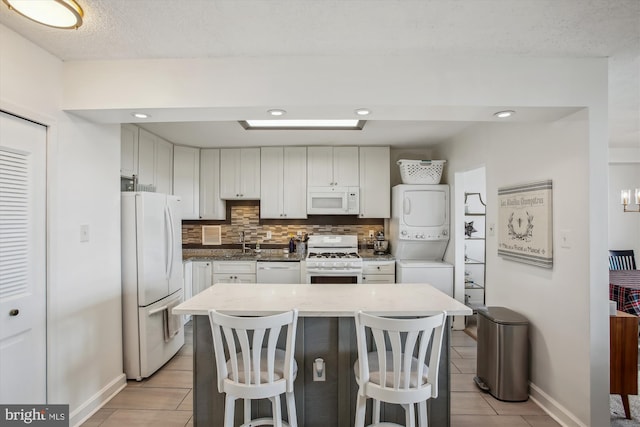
[183,249,305,262]
[183,249,394,262]
[173,282,471,317]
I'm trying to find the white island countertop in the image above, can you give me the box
[173,283,472,317]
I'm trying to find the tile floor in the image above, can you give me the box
[82,321,559,427]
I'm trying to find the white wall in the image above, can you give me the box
[0,25,125,425]
[608,158,640,258]
[435,110,604,426]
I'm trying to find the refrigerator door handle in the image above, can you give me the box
[166,202,176,279]
[164,206,171,279]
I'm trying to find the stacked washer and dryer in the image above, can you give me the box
[389,183,453,296]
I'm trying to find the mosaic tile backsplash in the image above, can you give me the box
[182,204,384,247]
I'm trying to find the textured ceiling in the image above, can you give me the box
[1,0,638,148]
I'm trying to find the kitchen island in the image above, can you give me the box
[173,282,472,427]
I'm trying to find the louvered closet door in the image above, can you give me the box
[0,111,47,403]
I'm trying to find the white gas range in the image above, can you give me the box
[305,235,363,284]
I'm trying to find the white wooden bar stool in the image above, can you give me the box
[353,311,447,427]
[208,309,299,427]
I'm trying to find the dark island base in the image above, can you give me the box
[193,315,451,427]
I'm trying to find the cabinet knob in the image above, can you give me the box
[9,309,19,317]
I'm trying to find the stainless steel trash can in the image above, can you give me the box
[474,306,529,401]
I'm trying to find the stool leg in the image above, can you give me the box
[286,391,298,427]
[405,403,416,427]
[243,398,251,424]
[373,399,381,424]
[418,401,428,427]
[354,393,367,427]
[224,395,236,427]
[272,395,283,427]
[622,394,631,419]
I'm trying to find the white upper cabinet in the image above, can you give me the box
[359,146,390,218]
[120,124,138,178]
[199,149,226,220]
[307,146,359,187]
[137,128,173,194]
[220,148,260,199]
[173,146,200,219]
[261,147,307,219]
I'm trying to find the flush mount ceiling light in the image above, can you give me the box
[267,109,286,117]
[240,119,365,130]
[494,110,516,119]
[131,112,150,119]
[3,0,84,29]
[354,108,371,116]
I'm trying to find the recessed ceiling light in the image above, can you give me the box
[354,108,371,116]
[3,0,84,29]
[267,109,286,117]
[494,110,515,118]
[131,113,150,119]
[240,119,365,130]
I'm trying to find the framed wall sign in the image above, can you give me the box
[498,180,553,268]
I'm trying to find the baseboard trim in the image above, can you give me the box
[529,382,587,427]
[70,373,127,427]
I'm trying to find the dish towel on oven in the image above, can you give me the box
[163,299,183,342]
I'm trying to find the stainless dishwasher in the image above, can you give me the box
[256,262,301,284]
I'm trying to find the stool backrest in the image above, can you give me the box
[609,250,637,270]
[355,311,446,400]
[208,309,298,394]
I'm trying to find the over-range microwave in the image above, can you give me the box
[307,186,359,215]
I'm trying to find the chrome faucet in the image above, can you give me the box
[239,231,251,254]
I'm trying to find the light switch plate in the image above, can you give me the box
[488,223,495,237]
[560,229,571,249]
[266,231,272,240]
[80,224,90,242]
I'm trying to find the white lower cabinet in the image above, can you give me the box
[362,260,395,284]
[213,261,256,283]
[192,261,213,295]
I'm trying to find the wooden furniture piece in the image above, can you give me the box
[208,309,299,427]
[173,283,472,427]
[610,310,638,419]
[609,249,637,270]
[353,311,446,427]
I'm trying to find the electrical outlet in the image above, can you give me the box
[313,358,326,382]
[368,230,374,238]
[266,231,272,240]
[297,230,303,236]
[488,223,495,237]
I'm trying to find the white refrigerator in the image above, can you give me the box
[121,192,185,380]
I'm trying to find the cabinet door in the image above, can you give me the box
[155,137,173,194]
[137,129,156,189]
[173,146,200,219]
[282,147,307,218]
[219,149,241,199]
[200,149,225,219]
[192,261,213,295]
[260,147,284,218]
[120,124,139,178]
[307,146,334,186]
[359,146,390,218]
[182,261,193,323]
[333,146,359,187]
[239,148,261,199]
